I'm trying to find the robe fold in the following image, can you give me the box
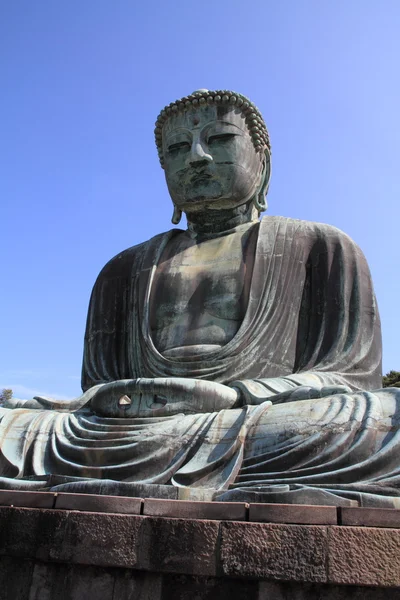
[1,215,396,508]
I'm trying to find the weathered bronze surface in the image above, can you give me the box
[1,89,399,507]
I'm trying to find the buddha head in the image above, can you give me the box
[154,90,271,224]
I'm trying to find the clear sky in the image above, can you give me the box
[1,1,399,399]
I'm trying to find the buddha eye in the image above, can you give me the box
[208,133,236,144]
[168,141,190,153]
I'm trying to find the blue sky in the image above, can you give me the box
[1,1,399,399]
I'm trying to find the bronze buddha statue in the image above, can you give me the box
[1,89,398,507]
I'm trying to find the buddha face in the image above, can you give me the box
[162,105,266,213]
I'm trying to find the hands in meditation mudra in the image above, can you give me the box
[2,89,399,507]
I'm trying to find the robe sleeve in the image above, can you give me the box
[233,223,382,403]
[81,244,144,391]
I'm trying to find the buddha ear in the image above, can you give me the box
[171,204,182,225]
[253,149,271,214]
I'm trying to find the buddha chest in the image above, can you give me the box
[149,223,258,357]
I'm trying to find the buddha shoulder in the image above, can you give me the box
[92,230,177,285]
[261,215,363,254]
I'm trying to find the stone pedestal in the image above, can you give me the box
[0,491,399,599]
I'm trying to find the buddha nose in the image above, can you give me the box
[188,140,212,167]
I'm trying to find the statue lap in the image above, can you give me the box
[1,387,400,507]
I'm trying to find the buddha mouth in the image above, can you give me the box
[190,172,213,184]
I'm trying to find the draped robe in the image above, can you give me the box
[2,216,400,507]
[82,215,382,392]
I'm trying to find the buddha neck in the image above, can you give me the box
[185,201,259,238]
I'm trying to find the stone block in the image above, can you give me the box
[62,564,116,600]
[143,498,247,521]
[27,562,116,600]
[0,506,68,561]
[55,492,143,514]
[340,507,400,528]
[249,503,337,525]
[0,555,34,600]
[0,489,55,508]
[258,581,400,599]
[50,511,143,568]
[112,570,162,600]
[160,573,259,599]
[220,521,328,582]
[328,525,400,587]
[138,516,220,576]
[28,562,67,600]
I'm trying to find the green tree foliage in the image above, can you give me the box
[382,371,400,388]
[0,388,13,405]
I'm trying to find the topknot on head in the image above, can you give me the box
[154,89,271,168]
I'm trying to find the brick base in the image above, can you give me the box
[1,558,399,600]
[1,499,400,598]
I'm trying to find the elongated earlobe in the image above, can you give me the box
[171,204,182,225]
[253,150,271,214]
[253,191,267,212]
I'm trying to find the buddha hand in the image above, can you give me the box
[266,385,352,403]
[230,379,352,405]
[90,377,241,418]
